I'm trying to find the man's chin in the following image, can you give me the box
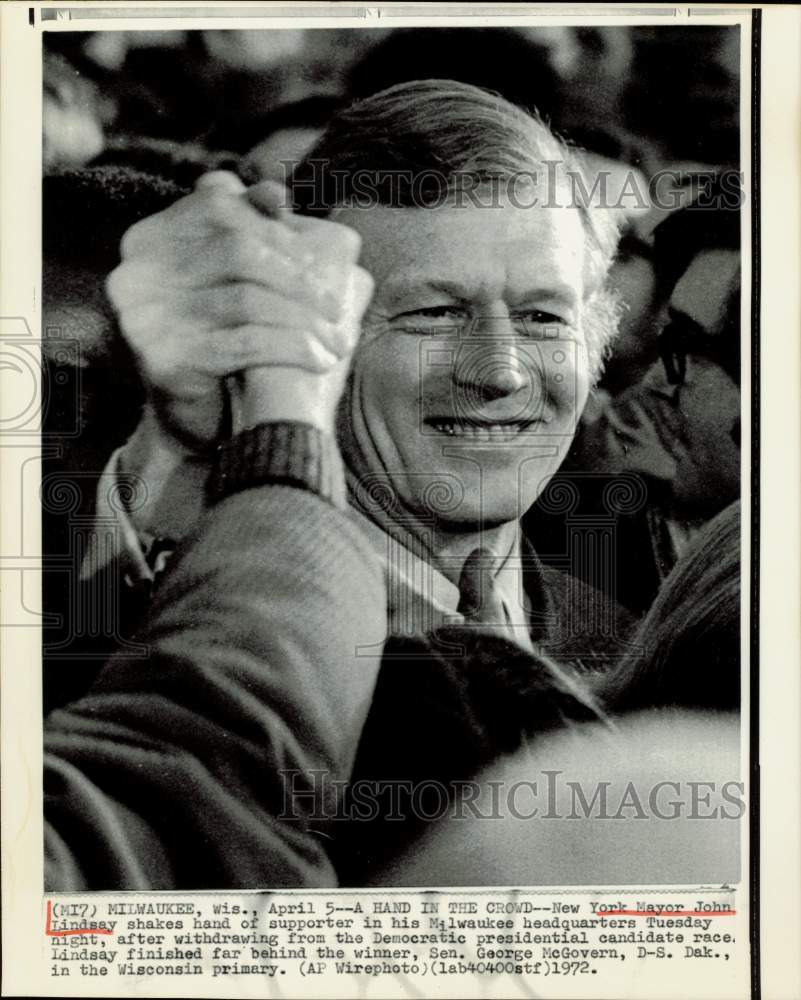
[420,503,523,531]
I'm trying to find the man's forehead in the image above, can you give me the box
[332,198,586,299]
[670,249,740,333]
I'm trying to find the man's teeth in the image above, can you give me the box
[430,420,527,439]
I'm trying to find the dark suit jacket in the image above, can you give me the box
[334,544,634,884]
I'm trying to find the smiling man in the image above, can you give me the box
[100,81,627,665]
[333,190,593,649]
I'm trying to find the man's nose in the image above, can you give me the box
[452,321,531,402]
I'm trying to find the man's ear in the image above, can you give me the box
[730,416,741,448]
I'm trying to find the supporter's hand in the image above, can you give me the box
[107,171,373,450]
[106,170,373,537]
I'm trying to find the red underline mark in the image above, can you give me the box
[602,910,736,918]
[45,900,113,936]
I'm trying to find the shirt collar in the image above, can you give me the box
[345,501,534,651]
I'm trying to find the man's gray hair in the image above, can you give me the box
[292,79,622,378]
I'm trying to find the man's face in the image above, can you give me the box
[335,192,590,526]
[637,248,741,518]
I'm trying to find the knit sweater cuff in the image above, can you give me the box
[209,422,347,510]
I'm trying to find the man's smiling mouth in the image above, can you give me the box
[425,417,539,439]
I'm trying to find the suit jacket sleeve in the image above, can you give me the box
[43,483,387,890]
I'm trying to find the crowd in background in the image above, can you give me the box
[43,25,741,398]
[45,26,739,177]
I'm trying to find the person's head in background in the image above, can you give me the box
[636,179,741,523]
[597,224,659,395]
[622,25,740,173]
[90,136,239,189]
[347,28,562,120]
[43,166,193,714]
[204,95,346,184]
[44,50,107,171]
[598,499,740,712]
[290,80,622,539]
[43,166,190,457]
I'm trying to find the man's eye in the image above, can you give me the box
[515,310,568,338]
[397,305,468,334]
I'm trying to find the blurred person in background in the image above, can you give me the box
[598,499,740,712]
[574,182,741,534]
[526,179,741,613]
[90,136,239,188]
[623,25,740,173]
[44,50,107,170]
[348,27,562,119]
[42,167,191,712]
[205,94,346,184]
[594,222,659,396]
[374,705,740,887]
[42,167,190,468]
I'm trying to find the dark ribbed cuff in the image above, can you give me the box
[209,422,346,509]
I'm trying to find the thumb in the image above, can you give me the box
[245,179,292,220]
[194,170,247,196]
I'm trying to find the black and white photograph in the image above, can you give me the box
[40,15,746,888]
[3,4,800,998]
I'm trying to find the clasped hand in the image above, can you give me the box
[107,170,374,450]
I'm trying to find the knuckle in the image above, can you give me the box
[261,218,293,254]
[231,327,261,367]
[249,178,286,201]
[338,319,362,355]
[118,300,164,345]
[196,169,244,194]
[329,221,362,259]
[352,265,375,310]
[105,265,128,309]
[119,217,150,258]
[198,187,238,228]
[225,233,265,277]
[306,344,335,373]
[246,178,289,214]
[222,282,262,321]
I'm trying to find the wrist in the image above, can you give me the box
[211,421,347,509]
[237,365,346,436]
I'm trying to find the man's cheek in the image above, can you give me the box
[547,362,588,428]
[529,338,585,398]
